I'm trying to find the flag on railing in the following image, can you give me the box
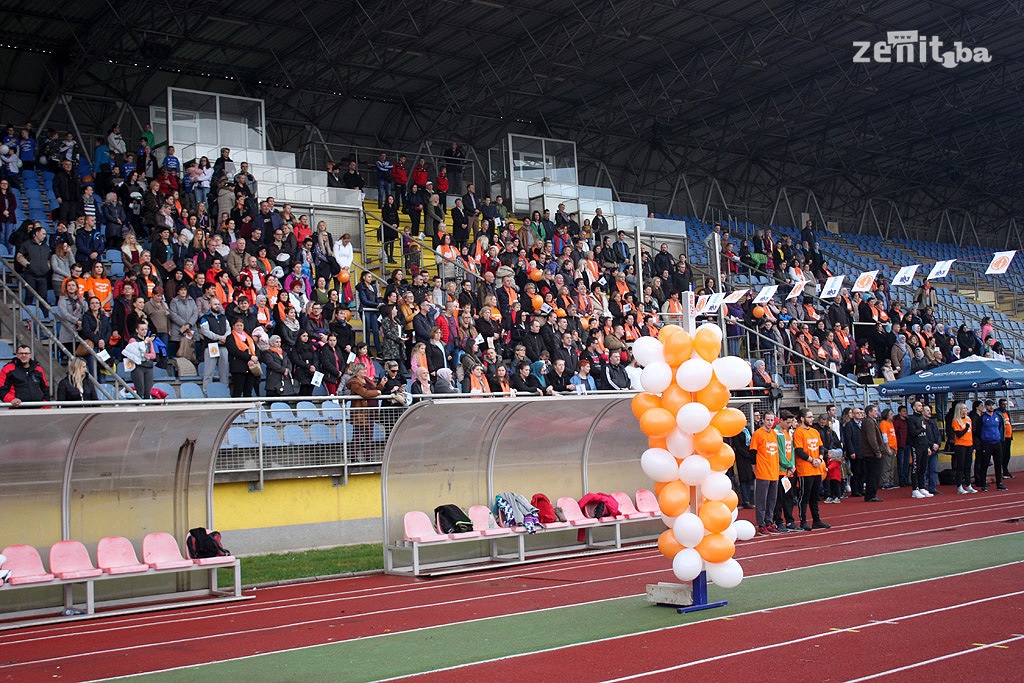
[891,264,919,287]
[852,270,878,292]
[986,251,1016,275]
[819,275,844,299]
[753,285,777,303]
[786,280,807,300]
[927,260,955,280]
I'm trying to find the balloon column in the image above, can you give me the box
[631,323,755,590]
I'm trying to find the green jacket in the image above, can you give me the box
[776,428,795,470]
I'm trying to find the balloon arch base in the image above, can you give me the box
[647,572,728,614]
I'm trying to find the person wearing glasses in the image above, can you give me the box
[0,345,50,407]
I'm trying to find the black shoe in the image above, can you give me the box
[786,522,801,531]
[800,524,813,531]
[928,489,942,495]
[865,497,884,502]
[812,520,832,529]
[1004,473,1014,479]
[774,525,791,533]
[980,487,989,492]
[997,484,1009,491]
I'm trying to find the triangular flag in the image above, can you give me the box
[787,280,807,300]
[986,251,1016,275]
[852,270,878,293]
[927,260,955,280]
[753,285,778,304]
[723,289,748,303]
[820,275,844,299]
[891,264,920,287]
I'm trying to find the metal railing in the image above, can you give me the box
[0,256,138,398]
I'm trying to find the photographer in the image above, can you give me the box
[123,320,157,399]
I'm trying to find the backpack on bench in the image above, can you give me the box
[434,504,474,534]
[186,527,231,558]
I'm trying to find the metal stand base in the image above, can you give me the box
[645,572,728,614]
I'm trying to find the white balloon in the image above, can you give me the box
[676,402,712,434]
[671,548,704,582]
[701,472,733,500]
[678,455,711,486]
[722,524,738,542]
[640,362,673,394]
[666,429,694,459]
[0,145,8,156]
[731,507,739,522]
[672,512,705,547]
[696,322,724,345]
[632,336,665,367]
[705,558,744,588]
[734,519,756,541]
[676,358,714,392]
[640,448,680,482]
[712,356,753,390]
[37,155,47,165]
[661,514,677,529]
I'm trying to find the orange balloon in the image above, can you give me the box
[529,269,543,282]
[632,392,661,419]
[338,269,350,284]
[556,308,566,318]
[532,294,543,311]
[658,529,685,559]
[693,326,722,362]
[698,500,732,533]
[660,384,690,414]
[753,305,765,319]
[693,426,724,456]
[663,330,694,366]
[648,437,668,450]
[653,480,668,496]
[696,533,735,563]
[640,407,678,437]
[659,324,684,342]
[658,481,691,517]
[711,407,747,437]
[695,379,730,412]
[343,309,353,321]
[707,443,736,472]
[721,490,739,511]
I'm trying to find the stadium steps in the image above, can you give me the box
[361,199,437,276]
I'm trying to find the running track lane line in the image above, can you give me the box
[841,635,1024,682]
[359,558,1024,683]
[7,497,1019,650]
[3,512,1017,664]
[94,548,1024,682]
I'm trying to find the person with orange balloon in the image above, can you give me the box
[793,408,832,531]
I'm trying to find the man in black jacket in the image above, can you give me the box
[461,183,480,239]
[861,404,891,502]
[0,345,49,406]
[523,318,546,363]
[906,400,931,498]
[52,159,79,222]
[843,406,864,496]
[16,224,51,303]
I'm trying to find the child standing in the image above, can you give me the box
[825,450,844,503]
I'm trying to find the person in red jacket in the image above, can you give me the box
[0,345,50,406]
[392,154,408,208]
[411,157,429,188]
[435,166,450,217]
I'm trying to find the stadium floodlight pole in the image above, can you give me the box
[712,228,726,357]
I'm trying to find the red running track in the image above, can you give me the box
[393,564,1024,683]
[1,491,1022,682]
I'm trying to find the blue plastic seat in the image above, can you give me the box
[295,401,319,423]
[152,382,176,399]
[179,383,205,400]
[259,426,285,447]
[805,388,820,403]
[270,401,297,422]
[227,426,255,448]
[321,400,344,422]
[309,423,334,444]
[282,424,308,445]
[206,383,231,399]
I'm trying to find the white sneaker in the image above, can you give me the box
[957,485,968,494]
[919,489,933,497]
[966,485,978,493]
[911,489,924,499]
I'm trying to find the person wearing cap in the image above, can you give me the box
[976,400,1008,491]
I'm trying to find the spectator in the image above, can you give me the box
[56,357,97,402]
[0,178,16,242]
[16,224,51,303]
[0,345,49,406]
[289,330,318,396]
[346,362,381,459]
[860,404,890,502]
[225,317,259,398]
[375,152,392,209]
[124,320,156,399]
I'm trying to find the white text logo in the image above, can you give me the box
[853,31,991,68]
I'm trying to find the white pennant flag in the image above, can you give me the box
[891,264,920,287]
[927,259,955,280]
[723,289,748,303]
[704,292,726,314]
[819,275,844,299]
[753,285,778,304]
[694,294,711,314]
[852,270,878,293]
[986,251,1016,275]
[787,280,807,300]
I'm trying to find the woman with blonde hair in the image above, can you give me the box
[56,357,97,402]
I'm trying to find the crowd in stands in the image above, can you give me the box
[0,120,1009,406]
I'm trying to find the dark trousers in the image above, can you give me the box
[912,443,929,490]
[229,371,258,398]
[862,457,882,500]
[798,475,823,524]
[850,456,864,496]
[774,477,797,526]
[1000,440,1012,476]
[975,442,1002,488]
[896,446,912,486]
[827,479,844,499]
[953,445,973,487]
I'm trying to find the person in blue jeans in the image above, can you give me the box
[376,152,393,209]
[356,270,381,355]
